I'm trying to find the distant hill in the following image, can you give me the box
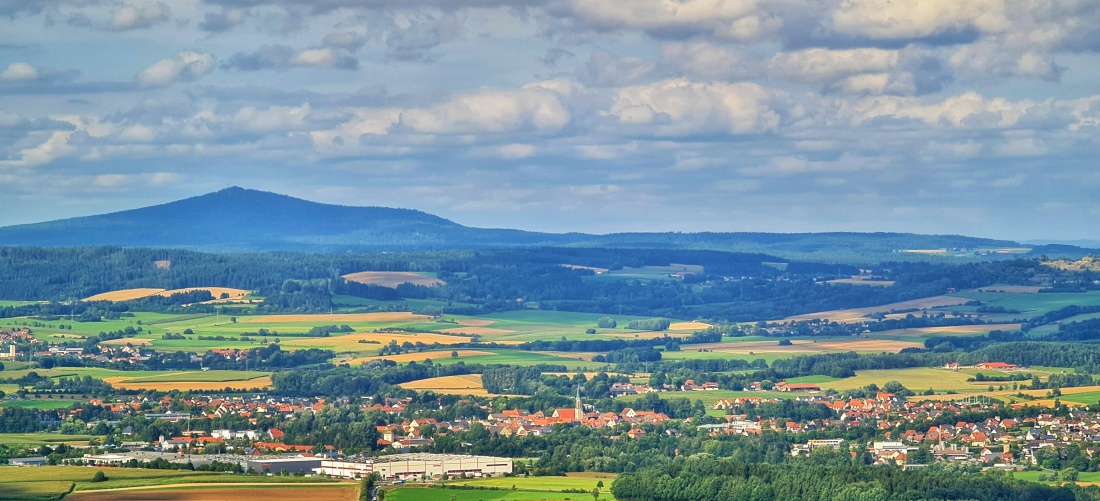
[0,187,1093,259]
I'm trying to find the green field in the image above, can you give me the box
[954,291,1100,317]
[1055,391,1100,406]
[433,350,610,371]
[0,433,102,445]
[448,475,616,492]
[387,486,615,501]
[1011,470,1100,483]
[0,399,79,410]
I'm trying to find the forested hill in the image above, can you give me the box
[0,187,1091,258]
[0,187,576,252]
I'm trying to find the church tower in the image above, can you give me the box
[575,385,583,420]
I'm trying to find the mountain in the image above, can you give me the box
[0,187,1093,258]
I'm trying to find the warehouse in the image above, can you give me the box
[319,453,512,480]
[246,457,323,475]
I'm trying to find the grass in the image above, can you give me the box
[0,479,73,501]
[386,485,615,501]
[0,399,79,410]
[0,466,343,496]
[1055,391,1100,406]
[1012,470,1100,483]
[953,291,1100,317]
[616,389,792,408]
[0,433,102,445]
[447,475,616,492]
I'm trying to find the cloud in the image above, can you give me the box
[563,0,773,40]
[581,50,656,87]
[606,79,783,136]
[199,7,248,32]
[829,0,1009,41]
[224,45,359,70]
[398,81,573,134]
[769,48,898,83]
[322,31,369,51]
[843,92,1062,129]
[137,52,216,87]
[108,2,171,31]
[0,62,40,82]
[659,42,759,80]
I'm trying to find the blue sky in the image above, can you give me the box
[1,0,1098,240]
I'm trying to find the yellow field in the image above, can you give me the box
[103,376,273,391]
[919,384,1100,402]
[100,338,153,346]
[398,374,490,395]
[84,287,250,302]
[244,312,433,323]
[781,295,970,323]
[456,318,497,327]
[871,324,1021,337]
[84,288,166,302]
[156,287,250,299]
[342,271,445,288]
[344,350,495,364]
[669,320,712,331]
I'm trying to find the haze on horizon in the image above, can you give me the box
[1,1,1098,241]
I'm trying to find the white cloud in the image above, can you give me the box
[830,0,1009,40]
[108,2,171,31]
[399,82,572,135]
[137,51,216,87]
[564,0,772,40]
[582,50,656,87]
[843,92,1050,129]
[660,42,758,80]
[769,48,898,83]
[606,79,782,136]
[0,62,40,82]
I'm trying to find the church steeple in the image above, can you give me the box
[575,385,583,420]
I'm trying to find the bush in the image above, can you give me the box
[92,471,107,482]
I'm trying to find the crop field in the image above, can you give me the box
[446,474,618,497]
[781,295,972,323]
[67,485,357,501]
[104,375,273,391]
[679,338,923,356]
[343,271,445,288]
[0,479,73,501]
[83,287,250,303]
[280,331,474,353]
[584,264,698,282]
[617,389,791,409]
[668,320,711,331]
[343,350,496,365]
[428,350,609,370]
[83,288,167,302]
[387,486,614,501]
[398,374,492,395]
[954,290,1100,316]
[0,399,79,410]
[814,367,1061,393]
[243,312,434,323]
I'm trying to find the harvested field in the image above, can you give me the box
[874,324,1021,337]
[84,288,165,302]
[975,285,1043,293]
[156,287,250,299]
[669,320,711,331]
[68,485,357,501]
[345,350,495,364]
[243,312,432,323]
[342,271,444,288]
[103,376,272,391]
[781,295,970,323]
[399,374,490,396]
[456,318,496,327]
[154,260,171,269]
[437,327,515,336]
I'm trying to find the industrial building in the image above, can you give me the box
[246,457,323,475]
[319,453,512,480]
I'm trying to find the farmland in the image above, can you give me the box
[398,374,492,396]
[82,287,250,303]
[66,485,358,501]
[0,466,353,501]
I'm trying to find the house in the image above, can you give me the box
[626,428,646,439]
[976,362,1018,370]
[774,382,820,392]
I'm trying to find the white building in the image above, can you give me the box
[319,453,512,480]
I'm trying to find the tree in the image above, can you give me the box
[592,487,601,501]
[451,351,459,359]
[91,471,107,482]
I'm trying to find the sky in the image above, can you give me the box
[1,0,1099,241]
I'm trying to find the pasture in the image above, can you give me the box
[386,487,613,501]
[67,485,357,501]
[954,290,1100,317]
[0,433,101,445]
[0,367,272,392]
